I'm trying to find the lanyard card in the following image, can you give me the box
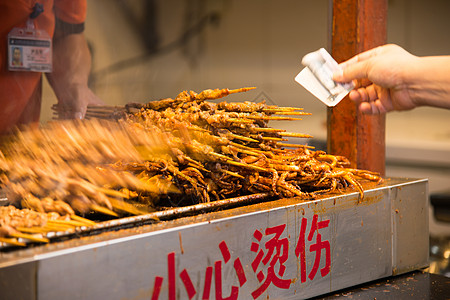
[295,48,353,107]
[8,26,52,73]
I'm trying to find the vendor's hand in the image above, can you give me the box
[47,32,104,120]
[54,85,104,120]
[333,44,419,114]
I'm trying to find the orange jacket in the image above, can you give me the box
[0,0,86,134]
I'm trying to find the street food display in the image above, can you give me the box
[0,87,382,247]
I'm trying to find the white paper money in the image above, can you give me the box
[295,48,354,107]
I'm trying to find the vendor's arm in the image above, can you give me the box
[46,29,103,119]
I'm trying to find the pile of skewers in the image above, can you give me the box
[0,206,95,246]
[0,87,382,247]
[87,87,382,205]
[0,119,179,246]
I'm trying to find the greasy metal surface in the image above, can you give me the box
[392,178,429,274]
[0,261,36,300]
[316,271,450,299]
[0,178,428,300]
[328,0,387,175]
[0,192,271,250]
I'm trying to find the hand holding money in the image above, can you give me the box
[295,48,354,107]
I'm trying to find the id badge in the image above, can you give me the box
[8,26,52,72]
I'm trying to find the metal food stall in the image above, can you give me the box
[0,0,437,299]
[0,178,428,299]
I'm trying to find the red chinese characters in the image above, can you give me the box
[150,213,331,299]
[151,241,246,300]
[250,224,291,299]
[295,214,331,282]
[249,214,330,299]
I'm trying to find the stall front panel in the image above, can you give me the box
[0,178,428,299]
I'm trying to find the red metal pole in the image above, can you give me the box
[328,0,387,175]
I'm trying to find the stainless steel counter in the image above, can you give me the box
[317,271,449,300]
[0,178,428,299]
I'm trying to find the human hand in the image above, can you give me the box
[47,32,105,120]
[333,44,419,114]
[54,85,104,119]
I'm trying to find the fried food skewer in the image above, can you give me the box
[0,86,383,239]
[0,237,26,247]
[9,232,49,243]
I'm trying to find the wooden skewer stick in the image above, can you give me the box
[109,198,150,216]
[96,187,130,199]
[228,87,256,94]
[187,162,209,173]
[85,110,122,116]
[183,157,210,172]
[279,132,314,138]
[265,157,290,165]
[262,137,289,141]
[263,106,305,111]
[229,141,266,151]
[228,133,259,143]
[221,169,245,179]
[265,154,296,161]
[21,220,75,234]
[225,160,269,173]
[16,226,51,234]
[84,110,113,115]
[84,109,119,115]
[0,237,26,247]
[53,104,120,114]
[268,164,301,172]
[250,135,288,142]
[186,126,210,133]
[42,223,74,232]
[227,118,254,124]
[84,112,114,119]
[228,142,275,158]
[90,204,119,217]
[87,105,124,110]
[271,148,291,153]
[71,215,97,226]
[84,112,121,118]
[251,128,286,133]
[10,232,49,243]
[271,112,312,116]
[209,151,233,161]
[234,147,265,158]
[47,219,88,227]
[245,116,303,121]
[193,87,256,100]
[192,87,256,100]
[228,141,254,150]
[276,143,315,149]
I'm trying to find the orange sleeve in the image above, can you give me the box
[54,0,87,24]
